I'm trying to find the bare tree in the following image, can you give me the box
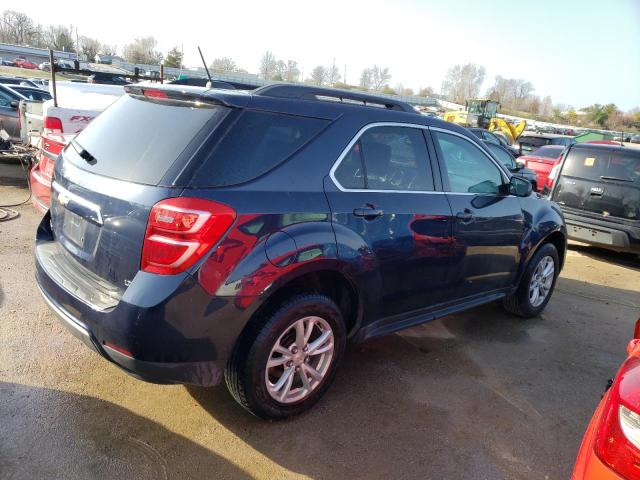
[359,68,373,90]
[310,65,326,86]
[259,51,277,80]
[284,60,300,82]
[0,10,39,45]
[79,36,100,61]
[123,37,162,65]
[101,44,118,56]
[418,86,434,97]
[325,64,341,85]
[44,25,76,52]
[210,57,237,73]
[370,65,391,91]
[442,64,486,103]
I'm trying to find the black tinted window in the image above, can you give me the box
[193,111,329,187]
[563,149,640,183]
[519,136,551,148]
[360,126,433,191]
[434,131,504,194]
[12,88,51,101]
[486,143,515,168]
[531,146,563,159]
[71,94,225,185]
[334,142,365,189]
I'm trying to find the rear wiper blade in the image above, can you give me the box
[600,175,634,182]
[71,140,96,164]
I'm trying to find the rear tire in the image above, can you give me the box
[225,294,346,419]
[503,242,559,318]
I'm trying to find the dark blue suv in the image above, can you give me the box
[35,84,566,419]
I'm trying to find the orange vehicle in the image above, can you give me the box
[572,318,640,480]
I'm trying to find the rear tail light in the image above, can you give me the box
[546,164,560,190]
[43,116,63,134]
[141,197,236,275]
[594,319,640,479]
[42,134,65,156]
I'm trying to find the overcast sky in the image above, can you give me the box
[16,0,640,110]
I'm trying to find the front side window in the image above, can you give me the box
[434,131,504,194]
[334,126,434,191]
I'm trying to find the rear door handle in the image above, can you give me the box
[353,205,384,219]
[456,210,473,222]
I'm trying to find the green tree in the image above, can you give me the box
[164,46,183,68]
[79,36,100,62]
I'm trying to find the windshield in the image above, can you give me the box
[487,143,515,168]
[563,149,640,183]
[70,94,227,185]
[530,146,563,159]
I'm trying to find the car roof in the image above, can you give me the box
[572,142,640,156]
[520,133,573,139]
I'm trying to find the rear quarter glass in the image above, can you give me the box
[68,94,228,186]
[188,110,330,187]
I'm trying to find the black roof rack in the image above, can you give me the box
[254,84,416,113]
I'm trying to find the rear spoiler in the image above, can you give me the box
[124,85,249,108]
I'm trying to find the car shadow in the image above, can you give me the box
[568,242,639,272]
[187,277,640,480]
[0,382,252,480]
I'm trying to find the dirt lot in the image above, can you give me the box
[1,163,639,480]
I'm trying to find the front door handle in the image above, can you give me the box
[456,209,473,222]
[353,205,384,219]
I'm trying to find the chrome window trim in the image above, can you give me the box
[328,122,443,194]
[329,122,511,195]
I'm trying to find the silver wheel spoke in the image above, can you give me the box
[299,369,311,391]
[272,366,294,393]
[307,330,332,355]
[303,363,323,381]
[279,369,295,401]
[295,320,306,350]
[274,345,292,357]
[267,356,290,368]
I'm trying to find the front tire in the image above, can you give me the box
[503,242,559,318]
[225,294,346,419]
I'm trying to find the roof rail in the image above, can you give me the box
[253,84,416,113]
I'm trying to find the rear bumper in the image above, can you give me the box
[30,165,51,213]
[35,214,256,387]
[563,212,640,254]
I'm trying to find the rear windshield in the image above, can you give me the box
[530,146,563,159]
[563,149,640,183]
[189,110,329,187]
[70,94,226,185]
[519,136,551,148]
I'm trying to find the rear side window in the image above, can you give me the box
[70,94,226,185]
[486,143,515,168]
[531,146,563,159]
[334,126,434,191]
[563,149,640,183]
[520,136,550,148]
[191,111,329,187]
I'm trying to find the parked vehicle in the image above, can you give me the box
[8,85,51,102]
[550,143,639,255]
[572,317,640,480]
[468,127,510,148]
[13,58,38,69]
[519,145,566,192]
[168,77,259,90]
[39,61,74,72]
[29,78,49,90]
[511,133,576,157]
[87,73,130,85]
[0,84,32,142]
[35,84,566,419]
[483,141,539,190]
[0,57,16,67]
[0,76,40,88]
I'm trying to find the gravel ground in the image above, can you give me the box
[1,164,639,480]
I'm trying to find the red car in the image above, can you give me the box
[519,145,565,191]
[572,318,640,480]
[13,58,38,69]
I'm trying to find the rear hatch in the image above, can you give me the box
[552,146,640,222]
[46,88,230,296]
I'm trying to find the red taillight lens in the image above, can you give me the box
[142,89,168,99]
[44,116,63,134]
[141,197,236,275]
[595,355,640,479]
[634,318,640,340]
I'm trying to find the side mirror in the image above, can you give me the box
[10,100,19,109]
[516,160,525,170]
[509,176,532,197]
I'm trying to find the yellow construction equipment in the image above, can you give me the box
[443,99,526,144]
